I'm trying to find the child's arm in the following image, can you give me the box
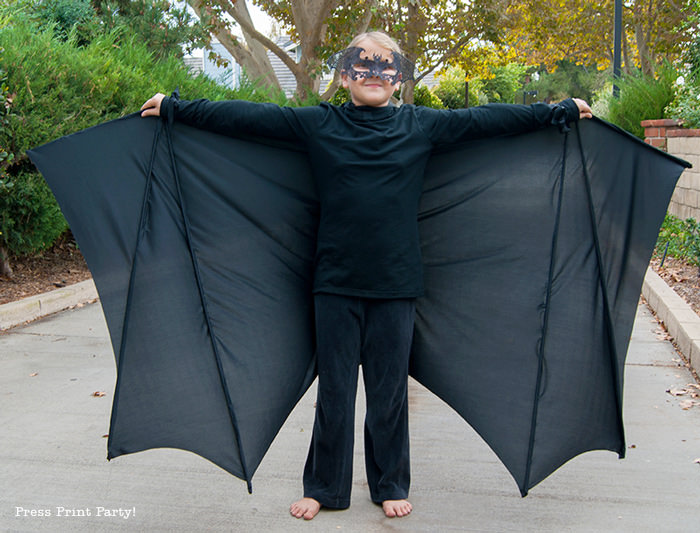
[140,93,316,141]
[416,98,591,146]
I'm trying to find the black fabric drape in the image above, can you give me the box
[28,113,689,496]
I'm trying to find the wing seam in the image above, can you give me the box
[522,130,568,496]
[163,121,253,492]
[575,121,626,459]
[107,120,160,460]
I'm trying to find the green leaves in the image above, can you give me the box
[655,214,700,267]
[602,65,677,138]
[0,7,240,258]
[0,172,68,256]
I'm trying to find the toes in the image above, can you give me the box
[382,500,412,518]
[290,498,321,520]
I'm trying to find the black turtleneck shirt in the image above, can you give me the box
[160,97,579,298]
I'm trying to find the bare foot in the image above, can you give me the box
[290,497,321,520]
[382,499,412,517]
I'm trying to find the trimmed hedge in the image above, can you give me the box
[0,12,238,258]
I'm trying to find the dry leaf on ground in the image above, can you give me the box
[679,399,699,409]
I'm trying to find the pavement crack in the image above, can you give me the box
[626,362,683,368]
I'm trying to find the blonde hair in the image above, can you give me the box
[349,31,402,55]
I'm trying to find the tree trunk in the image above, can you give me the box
[401,80,415,105]
[194,0,380,101]
[634,21,653,76]
[290,0,336,99]
[0,245,12,278]
[622,30,631,75]
[320,70,341,101]
[399,1,424,105]
[188,0,280,89]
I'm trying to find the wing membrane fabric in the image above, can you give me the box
[28,114,688,495]
[413,118,687,495]
[28,115,318,488]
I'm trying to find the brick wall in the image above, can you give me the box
[643,119,700,220]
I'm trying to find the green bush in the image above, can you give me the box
[329,86,351,105]
[1,19,237,157]
[92,0,209,60]
[524,61,607,104]
[667,80,700,128]
[0,11,243,258]
[433,66,488,109]
[234,74,295,106]
[0,51,13,172]
[413,84,444,109]
[666,35,700,128]
[35,0,96,45]
[481,63,528,104]
[655,213,700,266]
[599,65,677,138]
[434,66,467,109]
[0,171,67,255]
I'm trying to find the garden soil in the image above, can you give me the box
[0,236,90,305]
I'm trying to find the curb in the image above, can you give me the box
[642,267,700,375]
[0,271,697,377]
[0,279,98,331]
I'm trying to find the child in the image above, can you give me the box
[141,31,592,520]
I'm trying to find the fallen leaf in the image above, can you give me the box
[679,400,698,409]
[29,372,38,377]
[102,434,109,438]
[667,388,689,396]
[628,444,636,449]
[92,391,106,397]
[694,458,700,465]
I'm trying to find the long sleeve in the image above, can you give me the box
[415,99,580,146]
[160,96,322,142]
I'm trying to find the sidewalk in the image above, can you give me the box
[1,295,699,531]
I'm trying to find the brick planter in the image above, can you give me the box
[641,119,685,150]
[642,119,699,221]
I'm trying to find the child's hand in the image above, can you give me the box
[141,93,166,117]
[573,98,593,119]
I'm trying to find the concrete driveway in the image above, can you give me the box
[1,301,699,532]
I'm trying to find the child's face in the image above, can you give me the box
[341,39,401,107]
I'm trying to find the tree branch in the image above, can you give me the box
[320,69,341,101]
[307,0,335,50]
[414,34,472,84]
[222,0,302,75]
[187,0,280,87]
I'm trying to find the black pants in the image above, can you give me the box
[303,293,415,508]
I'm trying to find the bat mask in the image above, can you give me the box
[328,46,415,85]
